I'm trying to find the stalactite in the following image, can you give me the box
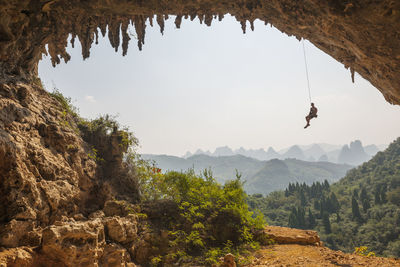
[121,19,130,56]
[156,14,165,35]
[71,34,76,48]
[95,29,99,45]
[175,15,182,29]
[79,20,96,59]
[133,15,146,51]
[350,67,355,83]
[99,20,107,37]
[108,19,121,52]
[198,14,204,24]
[240,19,246,33]
[204,14,213,26]
[250,20,255,31]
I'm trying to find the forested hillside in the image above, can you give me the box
[246,159,351,194]
[142,154,352,194]
[248,137,400,257]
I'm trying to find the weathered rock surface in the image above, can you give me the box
[0,81,99,230]
[0,82,146,266]
[263,225,321,246]
[0,247,35,267]
[104,215,138,244]
[0,1,399,104]
[219,253,237,267]
[41,218,105,266]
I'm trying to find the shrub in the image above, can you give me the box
[133,167,266,264]
[49,88,79,118]
[354,246,375,257]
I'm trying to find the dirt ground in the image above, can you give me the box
[248,244,400,267]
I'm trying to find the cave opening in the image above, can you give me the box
[37,15,400,156]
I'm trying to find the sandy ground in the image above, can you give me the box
[248,244,400,267]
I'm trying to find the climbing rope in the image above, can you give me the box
[302,39,312,104]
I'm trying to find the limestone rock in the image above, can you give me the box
[0,82,100,227]
[41,219,105,266]
[220,253,236,267]
[89,210,106,220]
[100,243,134,267]
[104,216,138,244]
[103,200,136,217]
[0,247,34,267]
[0,81,144,266]
[0,1,399,104]
[0,220,41,248]
[262,225,321,246]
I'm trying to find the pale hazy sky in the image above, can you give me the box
[38,16,400,156]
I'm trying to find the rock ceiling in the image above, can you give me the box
[1,0,399,104]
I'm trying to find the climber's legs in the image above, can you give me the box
[304,116,311,129]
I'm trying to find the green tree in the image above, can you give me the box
[351,195,362,222]
[322,212,331,234]
[374,188,381,204]
[300,190,307,207]
[330,192,340,213]
[288,209,298,228]
[308,208,316,228]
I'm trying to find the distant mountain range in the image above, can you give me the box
[141,154,353,195]
[182,141,387,166]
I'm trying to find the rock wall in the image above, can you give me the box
[0,82,158,266]
[0,0,399,104]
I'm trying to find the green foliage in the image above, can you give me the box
[132,165,266,265]
[66,144,79,152]
[78,114,137,149]
[144,154,352,195]
[351,195,362,222]
[387,187,400,205]
[87,146,104,162]
[78,115,138,165]
[48,87,81,133]
[150,255,162,267]
[322,212,331,234]
[247,138,400,258]
[354,246,375,257]
[49,88,79,119]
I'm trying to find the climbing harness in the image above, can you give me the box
[302,39,312,104]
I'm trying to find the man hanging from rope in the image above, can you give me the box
[304,103,318,129]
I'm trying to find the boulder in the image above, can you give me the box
[262,225,321,246]
[104,215,138,244]
[41,219,105,266]
[220,253,236,267]
[0,220,41,247]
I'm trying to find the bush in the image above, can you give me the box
[132,166,266,264]
[49,88,79,118]
[354,246,375,257]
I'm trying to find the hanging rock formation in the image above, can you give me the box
[0,0,399,104]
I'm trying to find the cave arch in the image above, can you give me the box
[0,0,399,104]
